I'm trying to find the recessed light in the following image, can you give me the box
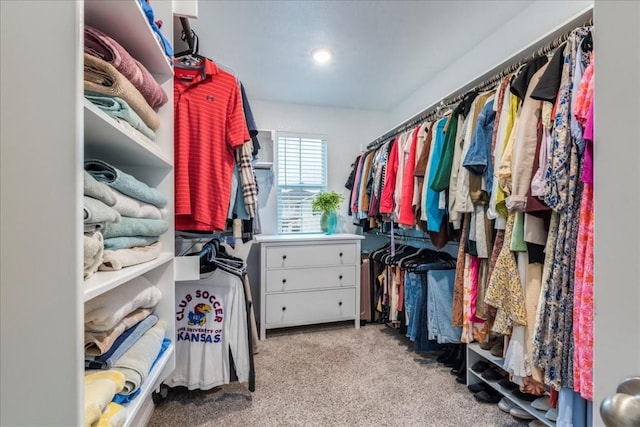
[312,48,332,65]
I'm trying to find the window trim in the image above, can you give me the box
[275,132,328,234]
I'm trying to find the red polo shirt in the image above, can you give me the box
[174,59,249,231]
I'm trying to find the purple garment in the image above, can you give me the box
[581,101,594,185]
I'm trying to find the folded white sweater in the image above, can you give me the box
[84,275,161,332]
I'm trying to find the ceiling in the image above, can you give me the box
[189,1,535,112]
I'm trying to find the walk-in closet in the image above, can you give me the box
[1,1,639,426]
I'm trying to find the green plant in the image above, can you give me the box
[312,191,344,213]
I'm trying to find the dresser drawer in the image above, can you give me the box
[265,243,356,269]
[265,288,356,325]
[265,266,355,293]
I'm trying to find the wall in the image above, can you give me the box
[593,1,640,424]
[248,99,390,235]
[1,2,83,425]
[389,0,593,127]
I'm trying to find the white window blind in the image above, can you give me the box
[276,134,327,234]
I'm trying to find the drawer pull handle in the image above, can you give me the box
[339,275,343,280]
[282,255,287,260]
[282,279,287,283]
[339,252,343,257]
[338,301,343,306]
[282,307,286,311]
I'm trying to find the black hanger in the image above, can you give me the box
[175,29,206,65]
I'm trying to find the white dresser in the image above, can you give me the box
[256,234,364,339]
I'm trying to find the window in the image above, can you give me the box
[276,133,327,234]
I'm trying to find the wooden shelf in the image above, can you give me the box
[84,100,172,169]
[84,252,173,301]
[469,369,555,426]
[122,343,175,427]
[84,0,173,81]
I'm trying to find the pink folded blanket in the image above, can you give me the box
[85,25,168,110]
[84,53,160,131]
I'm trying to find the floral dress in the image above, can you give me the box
[484,212,527,336]
[533,27,590,391]
[572,53,595,400]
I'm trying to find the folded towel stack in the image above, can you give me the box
[83,277,168,411]
[85,159,167,208]
[83,24,168,142]
[85,92,157,141]
[86,314,159,369]
[84,172,122,279]
[113,321,167,395]
[83,159,168,272]
[85,307,155,357]
[84,53,160,132]
[84,231,105,280]
[84,25,168,109]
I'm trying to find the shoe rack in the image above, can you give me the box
[466,342,556,426]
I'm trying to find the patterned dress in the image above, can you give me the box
[484,212,527,335]
[572,51,595,400]
[573,183,593,399]
[533,27,590,391]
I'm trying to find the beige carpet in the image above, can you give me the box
[149,322,526,427]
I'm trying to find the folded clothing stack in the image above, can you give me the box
[84,53,160,133]
[83,172,121,279]
[84,159,168,271]
[84,276,164,396]
[112,321,167,395]
[85,275,162,333]
[84,24,168,141]
[84,276,172,409]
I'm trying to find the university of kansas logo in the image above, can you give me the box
[176,290,223,343]
[187,303,211,326]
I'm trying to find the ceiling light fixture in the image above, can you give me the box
[312,48,332,65]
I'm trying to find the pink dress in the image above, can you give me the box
[572,64,594,400]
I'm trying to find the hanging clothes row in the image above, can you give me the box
[367,243,458,351]
[173,28,263,236]
[350,22,595,406]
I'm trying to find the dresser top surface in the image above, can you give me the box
[255,233,365,243]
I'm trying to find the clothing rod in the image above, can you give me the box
[366,6,593,150]
[366,229,458,248]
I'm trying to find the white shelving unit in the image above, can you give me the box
[84,100,173,168]
[82,1,177,425]
[1,1,177,426]
[84,253,174,302]
[467,343,555,426]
